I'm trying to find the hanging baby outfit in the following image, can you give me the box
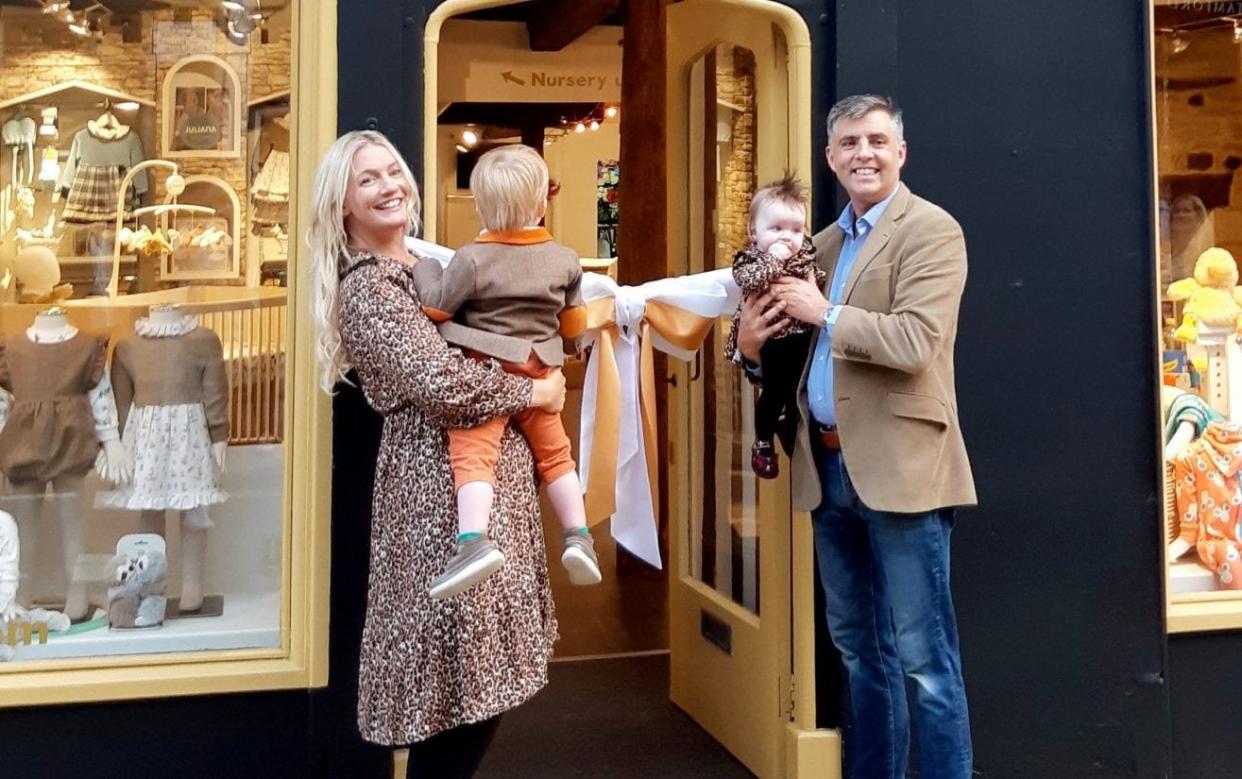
[251,148,289,236]
[0,332,112,484]
[97,316,229,516]
[57,117,148,224]
[2,116,35,190]
[1173,419,1242,589]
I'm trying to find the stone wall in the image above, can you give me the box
[1156,27,1242,264]
[0,6,290,288]
[715,45,756,263]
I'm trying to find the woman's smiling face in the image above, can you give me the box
[343,143,412,239]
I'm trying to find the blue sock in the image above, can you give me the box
[568,526,589,535]
[457,531,483,543]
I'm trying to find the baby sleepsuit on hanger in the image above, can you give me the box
[1173,420,1242,589]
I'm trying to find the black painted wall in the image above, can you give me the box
[817,1,1172,776]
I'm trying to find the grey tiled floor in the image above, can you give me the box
[476,653,755,778]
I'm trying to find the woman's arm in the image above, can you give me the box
[339,266,543,428]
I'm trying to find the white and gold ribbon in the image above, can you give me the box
[579,269,739,568]
[407,238,743,569]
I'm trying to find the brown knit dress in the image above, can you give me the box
[0,333,107,485]
[337,252,558,746]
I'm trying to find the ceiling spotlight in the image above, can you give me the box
[1172,32,1190,54]
[575,122,586,133]
[461,128,479,146]
[605,105,618,119]
[589,120,600,131]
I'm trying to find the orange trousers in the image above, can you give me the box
[447,354,576,490]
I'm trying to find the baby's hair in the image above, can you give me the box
[470,144,549,232]
[749,172,808,228]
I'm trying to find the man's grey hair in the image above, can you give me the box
[826,94,903,143]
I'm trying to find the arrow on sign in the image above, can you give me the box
[501,71,526,86]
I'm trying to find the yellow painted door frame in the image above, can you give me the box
[422,2,836,776]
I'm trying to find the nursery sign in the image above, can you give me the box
[440,21,622,103]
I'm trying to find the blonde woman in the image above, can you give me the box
[308,131,564,778]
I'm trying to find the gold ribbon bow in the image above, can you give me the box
[581,296,717,527]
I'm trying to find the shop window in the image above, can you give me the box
[0,1,326,702]
[1154,4,1242,632]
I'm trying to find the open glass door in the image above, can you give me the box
[666,2,809,777]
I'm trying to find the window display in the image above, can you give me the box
[1154,3,1242,630]
[0,1,304,676]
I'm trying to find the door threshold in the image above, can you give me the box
[550,648,670,664]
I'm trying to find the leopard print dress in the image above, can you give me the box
[337,252,559,746]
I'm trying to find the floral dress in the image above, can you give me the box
[337,252,558,745]
[96,316,229,521]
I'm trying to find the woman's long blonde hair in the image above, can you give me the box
[307,130,422,393]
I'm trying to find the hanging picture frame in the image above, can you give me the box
[162,55,242,158]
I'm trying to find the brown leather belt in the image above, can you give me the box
[817,424,840,451]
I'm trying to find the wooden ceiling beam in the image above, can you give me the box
[526,0,621,52]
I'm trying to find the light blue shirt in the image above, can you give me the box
[806,188,899,427]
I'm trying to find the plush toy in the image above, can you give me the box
[105,551,167,629]
[1167,247,1242,342]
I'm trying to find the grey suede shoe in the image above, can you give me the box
[561,530,602,586]
[428,536,505,599]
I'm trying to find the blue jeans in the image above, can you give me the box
[811,449,972,779]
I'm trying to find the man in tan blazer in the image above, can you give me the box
[739,95,975,779]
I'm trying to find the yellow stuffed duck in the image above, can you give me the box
[1167,247,1242,342]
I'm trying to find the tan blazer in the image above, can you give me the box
[412,228,586,366]
[790,183,977,514]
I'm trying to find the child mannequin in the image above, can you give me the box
[99,303,228,612]
[0,307,131,619]
[725,176,824,478]
[412,143,599,599]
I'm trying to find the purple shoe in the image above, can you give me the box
[751,439,779,479]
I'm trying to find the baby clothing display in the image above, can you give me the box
[0,510,17,621]
[1,511,70,661]
[0,331,112,484]
[57,116,148,224]
[1173,420,1242,589]
[98,314,229,518]
[251,148,289,236]
[3,115,36,189]
[37,146,59,185]
[1165,392,1222,444]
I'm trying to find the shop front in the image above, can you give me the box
[3,1,1241,777]
[0,1,342,775]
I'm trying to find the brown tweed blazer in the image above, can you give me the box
[789,184,977,514]
[411,228,586,366]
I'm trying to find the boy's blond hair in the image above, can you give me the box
[470,144,549,233]
[748,173,808,230]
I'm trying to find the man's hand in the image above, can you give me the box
[738,289,787,364]
[771,273,830,326]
